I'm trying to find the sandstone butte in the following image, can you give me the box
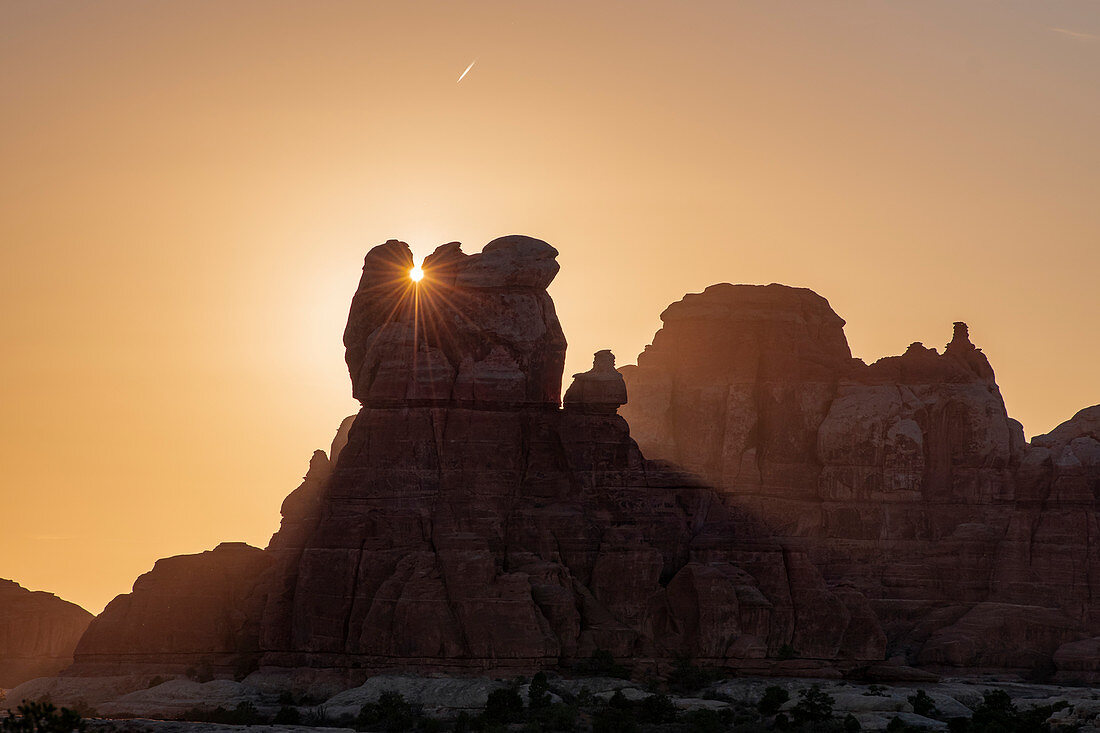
[0,578,92,687]
[64,238,1099,684]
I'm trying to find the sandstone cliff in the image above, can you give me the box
[72,543,272,675]
[0,578,92,686]
[619,283,1100,675]
[72,238,884,678]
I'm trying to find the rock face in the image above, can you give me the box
[619,283,1100,674]
[72,543,272,675]
[254,237,884,673]
[0,579,92,686]
[564,350,629,414]
[72,247,1094,679]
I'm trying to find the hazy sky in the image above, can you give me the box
[3,1,1098,614]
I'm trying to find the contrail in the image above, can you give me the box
[457,60,477,83]
[1050,27,1097,40]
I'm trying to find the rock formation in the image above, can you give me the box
[619,283,1100,675]
[0,579,92,686]
[563,350,628,414]
[255,237,883,674]
[67,248,1096,680]
[71,237,885,678]
[72,543,272,675]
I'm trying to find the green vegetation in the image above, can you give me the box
[907,690,937,718]
[2,701,84,733]
[665,657,724,696]
[758,686,791,715]
[163,678,1076,733]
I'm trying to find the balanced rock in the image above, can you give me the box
[252,239,884,673]
[563,350,628,414]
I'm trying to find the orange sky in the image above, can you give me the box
[3,1,1098,614]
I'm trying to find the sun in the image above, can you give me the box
[409,264,424,282]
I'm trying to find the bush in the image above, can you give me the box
[758,685,791,715]
[791,684,835,728]
[273,706,301,725]
[591,705,637,733]
[483,686,525,725]
[680,708,733,733]
[952,689,1068,733]
[843,713,862,731]
[528,672,552,710]
[908,690,938,718]
[357,691,418,732]
[2,701,84,733]
[532,702,579,732]
[177,701,266,726]
[637,694,677,725]
[666,656,720,695]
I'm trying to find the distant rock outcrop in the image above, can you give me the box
[72,543,271,675]
[0,578,92,686]
[619,282,1100,675]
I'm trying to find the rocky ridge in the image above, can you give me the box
[70,238,884,679]
[619,283,1100,677]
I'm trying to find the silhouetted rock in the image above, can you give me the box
[72,543,271,675]
[563,350,628,414]
[619,282,1100,674]
[256,240,883,674]
[0,579,92,686]
[69,249,1095,680]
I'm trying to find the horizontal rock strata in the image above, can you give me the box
[619,283,1100,675]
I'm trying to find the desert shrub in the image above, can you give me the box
[2,701,84,733]
[908,690,938,718]
[177,701,266,726]
[843,713,862,731]
[681,708,734,733]
[273,705,301,725]
[531,702,579,732]
[591,704,637,733]
[791,684,835,728]
[942,689,1068,733]
[758,685,791,715]
[666,656,721,695]
[483,686,525,725]
[637,693,677,725]
[356,691,418,732]
[528,671,552,710]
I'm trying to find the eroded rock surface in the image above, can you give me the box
[72,543,272,675]
[619,283,1100,675]
[256,239,883,673]
[0,578,92,686]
